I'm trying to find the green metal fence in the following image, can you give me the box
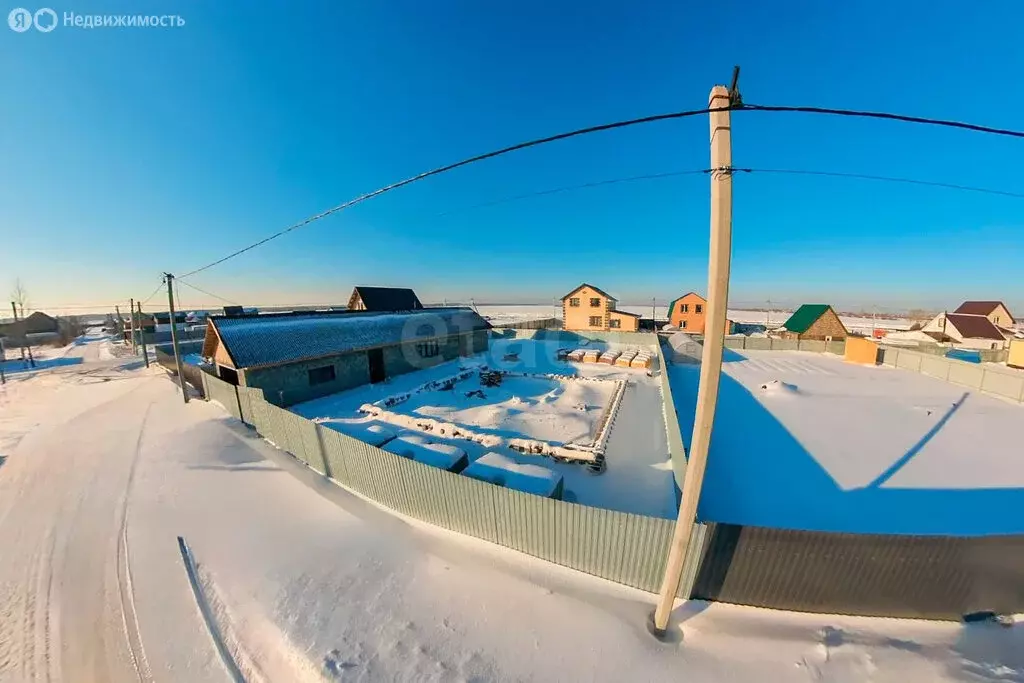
[201,370,682,594]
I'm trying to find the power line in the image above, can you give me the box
[435,169,710,217]
[742,103,1024,139]
[178,102,1024,279]
[140,280,165,306]
[735,167,1024,198]
[178,106,728,278]
[176,278,241,305]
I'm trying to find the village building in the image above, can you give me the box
[347,286,423,312]
[921,312,1007,350]
[667,292,734,334]
[778,304,848,341]
[201,307,490,405]
[560,284,640,332]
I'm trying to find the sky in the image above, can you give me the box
[1,0,1023,316]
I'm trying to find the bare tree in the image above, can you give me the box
[11,279,29,317]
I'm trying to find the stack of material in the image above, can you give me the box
[582,349,601,363]
[630,351,652,368]
[462,452,564,499]
[615,350,639,367]
[598,350,621,365]
[383,435,469,472]
[556,348,571,361]
[567,349,586,362]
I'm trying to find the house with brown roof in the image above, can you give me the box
[953,301,1016,335]
[560,284,640,332]
[921,312,1008,350]
[667,292,734,335]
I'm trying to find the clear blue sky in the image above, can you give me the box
[2,0,1022,315]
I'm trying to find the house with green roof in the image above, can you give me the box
[779,304,848,341]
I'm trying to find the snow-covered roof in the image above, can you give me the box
[383,436,467,471]
[210,308,489,369]
[463,452,563,497]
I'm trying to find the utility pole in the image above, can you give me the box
[652,297,656,325]
[137,301,150,368]
[129,297,137,354]
[651,79,735,638]
[115,304,124,344]
[165,273,189,403]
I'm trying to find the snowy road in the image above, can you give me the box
[0,351,1020,681]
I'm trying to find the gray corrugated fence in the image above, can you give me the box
[691,523,1024,620]
[201,370,681,594]
[723,336,846,354]
[155,341,207,398]
[878,346,1024,403]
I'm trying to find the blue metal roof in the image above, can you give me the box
[212,307,489,369]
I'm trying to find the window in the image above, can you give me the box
[695,304,703,314]
[308,365,336,386]
[417,340,440,358]
[569,297,580,307]
[681,320,688,329]
[680,304,689,313]
[589,297,601,307]
[589,316,603,327]
[609,318,621,329]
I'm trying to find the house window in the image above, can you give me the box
[681,320,688,329]
[695,304,703,314]
[589,298,601,307]
[589,316,603,327]
[569,297,580,307]
[308,365,336,386]
[680,304,689,313]
[417,340,440,358]
[609,318,621,329]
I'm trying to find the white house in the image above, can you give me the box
[921,312,1007,350]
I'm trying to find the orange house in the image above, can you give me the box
[668,292,733,334]
[561,283,640,332]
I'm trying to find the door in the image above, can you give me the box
[367,348,386,383]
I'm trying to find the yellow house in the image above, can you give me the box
[561,283,640,332]
[1009,339,1024,370]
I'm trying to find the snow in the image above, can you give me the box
[382,435,467,471]
[463,451,563,497]
[2,333,1023,681]
[668,350,1024,534]
[293,338,677,517]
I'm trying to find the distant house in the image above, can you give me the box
[0,311,59,342]
[779,304,848,341]
[560,283,640,332]
[348,286,423,313]
[953,301,1015,329]
[667,292,733,335]
[201,307,490,405]
[921,312,1007,350]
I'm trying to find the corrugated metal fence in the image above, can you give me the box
[723,336,847,354]
[202,371,683,595]
[879,346,1024,403]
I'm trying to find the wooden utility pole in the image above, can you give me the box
[650,82,735,638]
[165,273,189,403]
[129,297,137,354]
[137,301,150,368]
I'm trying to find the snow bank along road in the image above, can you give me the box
[0,342,1021,681]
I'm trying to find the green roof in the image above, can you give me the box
[782,304,832,333]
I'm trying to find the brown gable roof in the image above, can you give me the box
[953,301,1008,316]
[560,283,616,302]
[945,314,1005,341]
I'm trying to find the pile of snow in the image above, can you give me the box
[383,435,468,471]
[318,421,397,447]
[372,366,479,409]
[463,451,564,498]
[758,379,800,396]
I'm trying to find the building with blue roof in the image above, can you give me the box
[201,307,490,405]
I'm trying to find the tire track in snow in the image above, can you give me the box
[177,537,248,683]
[116,403,154,683]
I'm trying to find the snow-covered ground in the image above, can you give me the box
[293,338,677,517]
[3,337,1023,681]
[668,350,1024,534]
